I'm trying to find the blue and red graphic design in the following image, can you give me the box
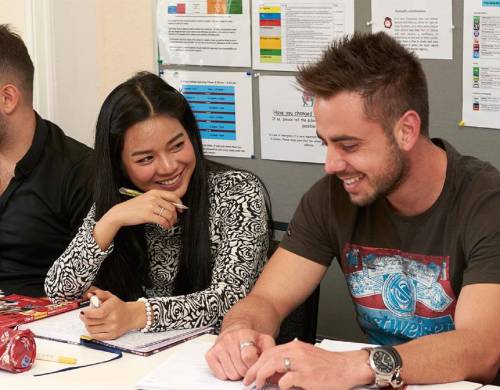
[342,244,457,345]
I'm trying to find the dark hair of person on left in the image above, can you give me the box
[0,24,34,100]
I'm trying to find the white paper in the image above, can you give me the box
[462,0,500,129]
[157,0,251,67]
[318,340,483,390]
[259,75,325,163]
[137,341,243,390]
[252,0,354,71]
[163,70,254,158]
[371,0,453,60]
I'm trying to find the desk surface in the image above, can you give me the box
[0,334,216,390]
[0,334,495,390]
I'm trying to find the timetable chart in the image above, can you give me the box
[183,84,237,140]
[167,0,242,14]
[260,6,282,63]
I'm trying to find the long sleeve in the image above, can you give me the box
[147,171,269,331]
[45,205,113,302]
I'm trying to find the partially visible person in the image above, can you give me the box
[45,72,271,340]
[0,24,93,296]
[206,32,500,389]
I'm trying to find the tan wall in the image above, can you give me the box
[0,1,27,36]
[96,0,156,100]
[1,0,156,147]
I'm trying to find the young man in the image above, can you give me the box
[0,24,93,296]
[206,32,500,388]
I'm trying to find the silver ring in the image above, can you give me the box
[283,357,292,372]
[239,340,256,351]
[158,207,165,217]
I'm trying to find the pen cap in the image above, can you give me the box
[0,327,36,373]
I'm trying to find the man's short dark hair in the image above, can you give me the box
[0,24,34,99]
[297,32,429,137]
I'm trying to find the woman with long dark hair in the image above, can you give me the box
[45,72,270,339]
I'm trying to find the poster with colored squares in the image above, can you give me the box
[157,0,251,66]
[252,0,354,71]
[162,70,254,158]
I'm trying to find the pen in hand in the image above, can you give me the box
[89,295,101,309]
[118,187,188,210]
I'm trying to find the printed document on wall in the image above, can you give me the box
[260,76,325,163]
[163,70,254,158]
[371,0,453,59]
[252,0,354,71]
[157,0,251,67]
[462,0,500,129]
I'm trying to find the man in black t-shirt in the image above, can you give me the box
[206,33,500,388]
[0,25,93,296]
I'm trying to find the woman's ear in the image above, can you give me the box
[393,110,421,152]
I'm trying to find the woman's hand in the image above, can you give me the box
[93,189,184,250]
[80,289,146,340]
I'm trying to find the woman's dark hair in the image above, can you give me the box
[93,71,215,300]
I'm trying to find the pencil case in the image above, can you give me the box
[0,326,36,373]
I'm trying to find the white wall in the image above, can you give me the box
[0,0,156,147]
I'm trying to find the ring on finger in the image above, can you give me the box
[283,357,292,372]
[157,207,165,217]
[239,340,256,351]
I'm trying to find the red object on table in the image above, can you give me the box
[0,327,36,373]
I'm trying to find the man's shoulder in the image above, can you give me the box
[443,139,500,191]
[303,174,346,204]
[43,119,93,163]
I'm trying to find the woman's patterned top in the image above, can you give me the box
[45,170,269,331]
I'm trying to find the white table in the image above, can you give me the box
[0,334,216,390]
[0,334,494,390]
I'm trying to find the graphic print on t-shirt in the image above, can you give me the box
[342,243,457,345]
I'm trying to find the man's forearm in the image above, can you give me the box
[396,329,499,385]
[221,293,282,337]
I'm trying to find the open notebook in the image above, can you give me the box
[18,308,212,356]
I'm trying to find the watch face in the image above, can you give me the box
[373,350,396,374]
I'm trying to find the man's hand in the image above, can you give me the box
[205,327,275,380]
[243,339,373,390]
[79,289,146,340]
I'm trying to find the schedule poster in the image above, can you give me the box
[157,0,251,67]
[462,0,500,129]
[163,70,254,158]
[259,76,325,163]
[252,0,354,71]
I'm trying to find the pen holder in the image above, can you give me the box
[0,326,36,373]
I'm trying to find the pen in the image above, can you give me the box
[36,352,77,365]
[118,187,188,210]
[89,295,101,309]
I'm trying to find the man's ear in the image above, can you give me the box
[393,110,421,152]
[0,83,21,115]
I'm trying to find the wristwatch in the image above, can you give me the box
[362,346,404,388]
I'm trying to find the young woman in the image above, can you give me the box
[45,72,271,340]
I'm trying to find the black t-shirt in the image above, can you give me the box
[0,114,93,296]
[281,138,500,345]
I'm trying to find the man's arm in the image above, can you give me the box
[222,247,327,335]
[396,283,500,384]
[206,247,327,380]
[244,283,500,390]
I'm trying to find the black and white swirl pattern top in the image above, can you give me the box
[45,170,269,331]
